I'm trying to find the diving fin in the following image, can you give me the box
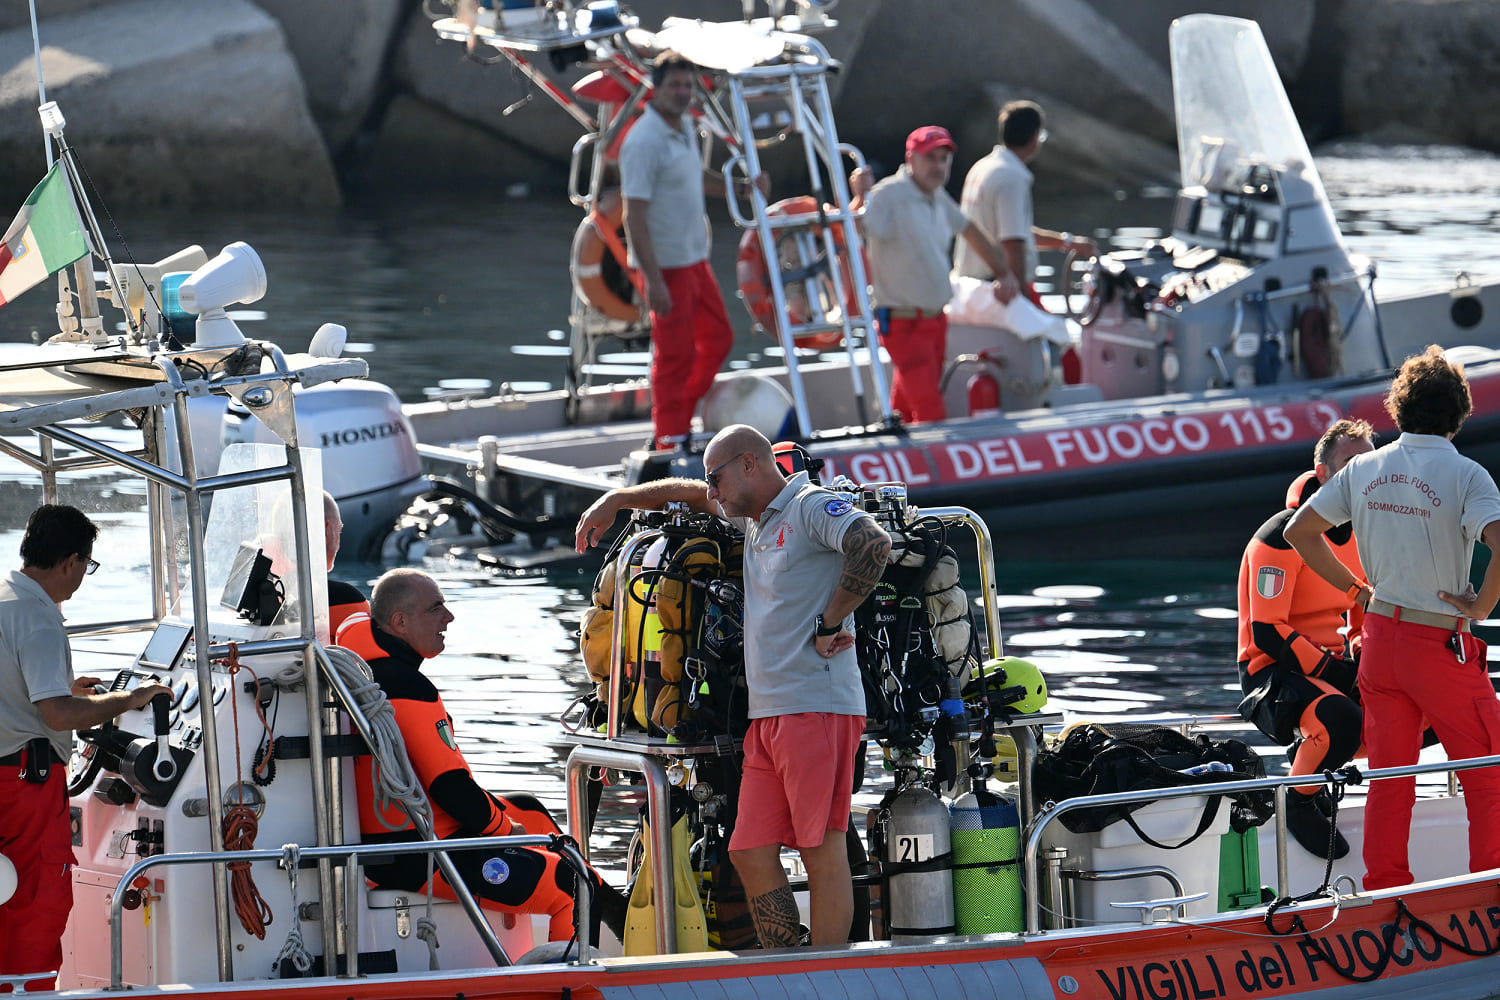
[671,814,711,953]
[622,818,657,956]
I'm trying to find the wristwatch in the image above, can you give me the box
[813,614,843,639]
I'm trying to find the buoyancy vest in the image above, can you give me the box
[579,527,740,736]
[337,614,512,841]
[1236,471,1365,679]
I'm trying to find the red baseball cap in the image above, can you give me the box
[906,125,956,157]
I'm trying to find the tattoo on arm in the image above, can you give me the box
[748,885,802,949]
[837,518,891,600]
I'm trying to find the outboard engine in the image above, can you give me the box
[881,785,954,940]
[222,379,425,559]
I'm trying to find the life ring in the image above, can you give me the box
[736,196,866,350]
[571,188,643,324]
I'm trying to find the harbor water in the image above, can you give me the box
[3,143,1500,859]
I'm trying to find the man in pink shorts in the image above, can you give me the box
[575,424,889,948]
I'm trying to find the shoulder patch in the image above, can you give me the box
[436,718,457,750]
[1255,566,1286,599]
[824,498,855,516]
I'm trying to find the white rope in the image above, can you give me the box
[324,646,432,830]
[323,646,442,959]
[272,843,315,976]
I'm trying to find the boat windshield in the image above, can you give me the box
[1170,15,1327,205]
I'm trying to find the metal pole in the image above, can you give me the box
[564,744,675,954]
[163,363,234,981]
[607,530,658,739]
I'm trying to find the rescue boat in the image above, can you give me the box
[409,7,1500,563]
[10,304,1500,1000]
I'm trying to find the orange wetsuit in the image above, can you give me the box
[1236,472,1364,787]
[337,613,596,942]
[328,579,369,638]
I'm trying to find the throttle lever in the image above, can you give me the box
[150,694,175,782]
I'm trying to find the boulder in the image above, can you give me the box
[0,0,119,33]
[0,0,338,210]
[394,1,884,182]
[249,0,407,153]
[834,0,1176,178]
[1340,0,1500,152]
[1081,1,1315,83]
[957,84,1179,196]
[393,4,590,168]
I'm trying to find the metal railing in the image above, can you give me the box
[107,833,593,990]
[1021,748,1500,933]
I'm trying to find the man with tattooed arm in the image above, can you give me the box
[575,424,891,949]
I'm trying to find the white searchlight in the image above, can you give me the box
[176,242,267,348]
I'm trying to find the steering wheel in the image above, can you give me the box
[69,726,110,798]
[1061,248,1104,326]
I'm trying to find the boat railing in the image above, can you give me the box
[105,831,593,990]
[1021,748,1500,933]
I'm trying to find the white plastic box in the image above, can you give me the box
[1043,794,1230,924]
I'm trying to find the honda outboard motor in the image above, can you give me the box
[223,379,425,559]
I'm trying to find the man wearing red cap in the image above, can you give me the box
[851,126,1017,424]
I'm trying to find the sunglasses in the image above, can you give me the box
[705,453,746,490]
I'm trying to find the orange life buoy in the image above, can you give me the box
[736,196,866,350]
[571,188,644,323]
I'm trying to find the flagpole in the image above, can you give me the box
[39,103,140,341]
[28,0,50,169]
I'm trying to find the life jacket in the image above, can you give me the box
[328,579,369,638]
[337,615,510,841]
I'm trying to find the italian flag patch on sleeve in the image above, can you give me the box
[1256,566,1285,599]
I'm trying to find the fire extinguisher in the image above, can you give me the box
[966,352,1002,416]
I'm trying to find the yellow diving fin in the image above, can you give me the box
[622,818,657,956]
[671,814,710,953]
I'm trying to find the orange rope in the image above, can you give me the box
[223,643,272,938]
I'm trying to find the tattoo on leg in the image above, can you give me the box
[748,885,801,948]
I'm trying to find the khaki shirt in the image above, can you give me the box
[953,145,1035,282]
[0,569,74,760]
[619,103,710,269]
[729,473,869,719]
[862,167,969,312]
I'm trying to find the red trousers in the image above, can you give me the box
[0,762,73,989]
[649,260,734,446]
[878,312,948,424]
[1359,613,1500,890]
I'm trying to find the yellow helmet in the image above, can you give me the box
[970,657,1048,715]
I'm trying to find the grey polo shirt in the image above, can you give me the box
[0,569,74,759]
[862,166,969,312]
[618,102,710,269]
[1309,433,1500,615]
[728,473,869,719]
[953,146,1036,282]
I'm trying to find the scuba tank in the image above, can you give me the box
[949,788,1022,934]
[881,785,954,940]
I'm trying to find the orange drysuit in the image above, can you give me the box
[1236,473,1364,786]
[338,613,593,941]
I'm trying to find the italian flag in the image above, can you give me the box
[0,163,91,307]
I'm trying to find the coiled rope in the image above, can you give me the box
[223,644,272,939]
